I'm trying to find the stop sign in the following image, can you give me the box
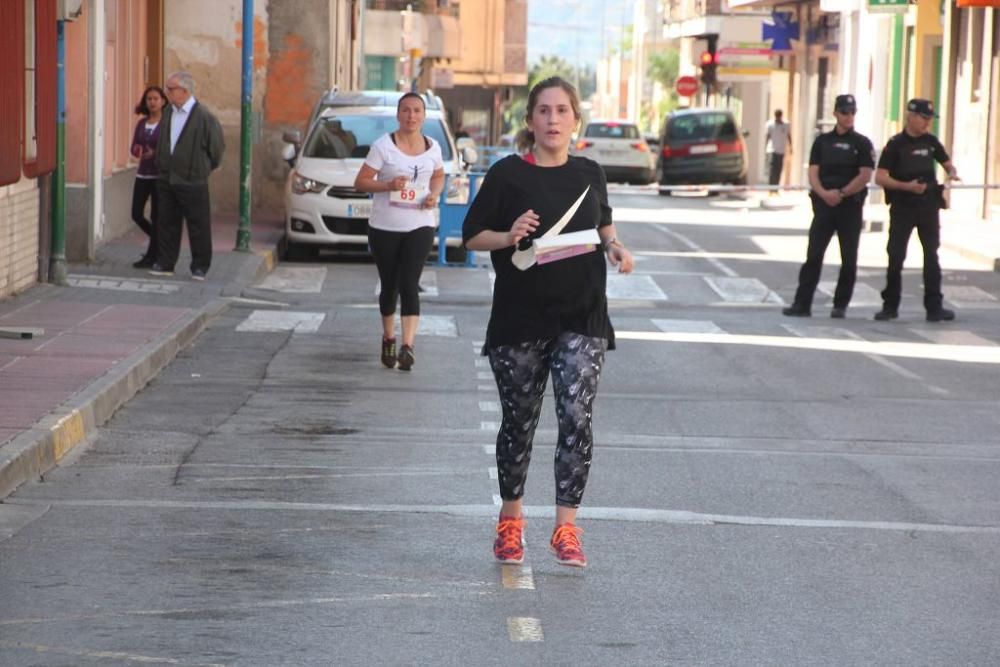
[675,75,699,97]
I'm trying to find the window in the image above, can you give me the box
[304,114,454,161]
[585,123,640,139]
[666,113,736,141]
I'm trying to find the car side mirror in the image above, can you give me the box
[282,130,302,145]
[461,146,479,169]
[281,143,297,168]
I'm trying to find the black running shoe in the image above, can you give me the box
[926,308,955,322]
[874,308,898,321]
[397,344,415,371]
[782,304,811,317]
[381,337,396,368]
[830,307,846,319]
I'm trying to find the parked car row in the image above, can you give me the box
[280,90,477,260]
[279,92,751,257]
[568,111,748,192]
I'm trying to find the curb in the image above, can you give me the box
[0,299,229,500]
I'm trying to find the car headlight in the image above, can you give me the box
[291,172,328,195]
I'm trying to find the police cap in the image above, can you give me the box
[906,98,937,119]
[834,94,857,113]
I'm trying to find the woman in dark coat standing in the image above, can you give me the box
[129,86,166,268]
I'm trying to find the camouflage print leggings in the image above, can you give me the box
[487,332,607,508]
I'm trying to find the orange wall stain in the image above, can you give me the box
[235,16,270,72]
[264,34,315,125]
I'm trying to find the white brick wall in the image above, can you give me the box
[0,178,40,299]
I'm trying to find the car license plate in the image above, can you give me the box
[347,202,372,218]
[689,144,718,155]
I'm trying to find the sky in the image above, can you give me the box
[527,0,635,69]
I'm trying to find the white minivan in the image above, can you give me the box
[282,91,476,260]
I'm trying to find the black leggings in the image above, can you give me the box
[368,226,434,317]
[131,178,158,258]
[488,333,606,508]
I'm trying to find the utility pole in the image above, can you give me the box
[49,20,67,285]
[235,0,253,252]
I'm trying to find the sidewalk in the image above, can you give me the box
[759,192,1000,271]
[0,214,284,499]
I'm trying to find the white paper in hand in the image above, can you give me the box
[511,186,590,271]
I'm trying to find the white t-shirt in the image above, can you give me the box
[364,133,444,232]
[765,120,791,154]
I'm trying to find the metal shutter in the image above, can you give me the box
[24,0,57,178]
[0,2,25,186]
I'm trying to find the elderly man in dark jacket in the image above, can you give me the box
[149,71,225,280]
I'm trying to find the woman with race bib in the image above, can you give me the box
[355,93,445,371]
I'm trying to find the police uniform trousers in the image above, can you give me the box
[792,196,863,310]
[881,203,942,312]
[155,181,213,274]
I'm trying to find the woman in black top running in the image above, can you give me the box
[463,77,633,568]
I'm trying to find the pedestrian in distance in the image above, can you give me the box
[873,98,960,322]
[462,76,634,568]
[783,94,874,319]
[129,85,167,269]
[354,92,445,371]
[765,109,791,192]
[148,71,225,281]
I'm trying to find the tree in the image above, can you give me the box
[646,49,681,131]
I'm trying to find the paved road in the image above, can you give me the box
[2,192,999,665]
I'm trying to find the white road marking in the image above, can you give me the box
[501,566,536,591]
[615,330,1000,364]
[14,498,999,535]
[911,329,996,347]
[943,285,996,302]
[507,617,543,642]
[477,371,493,380]
[492,494,502,506]
[0,591,486,627]
[606,274,668,301]
[704,276,782,304]
[0,641,223,666]
[257,266,326,293]
[67,274,179,294]
[488,467,498,480]
[483,445,494,455]
[236,310,325,333]
[481,421,499,431]
[653,225,738,276]
[399,314,456,337]
[818,282,882,307]
[479,401,500,412]
[653,318,725,334]
[478,385,493,392]
[474,358,490,368]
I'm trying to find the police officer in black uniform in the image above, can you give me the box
[783,94,874,318]
[874,98,959,322]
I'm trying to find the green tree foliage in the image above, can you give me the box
[645,49,681,133]
[503,56,596,136]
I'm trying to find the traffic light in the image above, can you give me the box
[699,50,718,87]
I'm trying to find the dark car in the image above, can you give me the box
[656,108,748,194]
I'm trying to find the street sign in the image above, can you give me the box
[675,75,699,97]
[868,0,908,12]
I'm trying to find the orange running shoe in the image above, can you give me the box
[494,515,525,564]
[549,523,586,567]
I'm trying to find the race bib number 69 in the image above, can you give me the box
[390,182,429,208]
